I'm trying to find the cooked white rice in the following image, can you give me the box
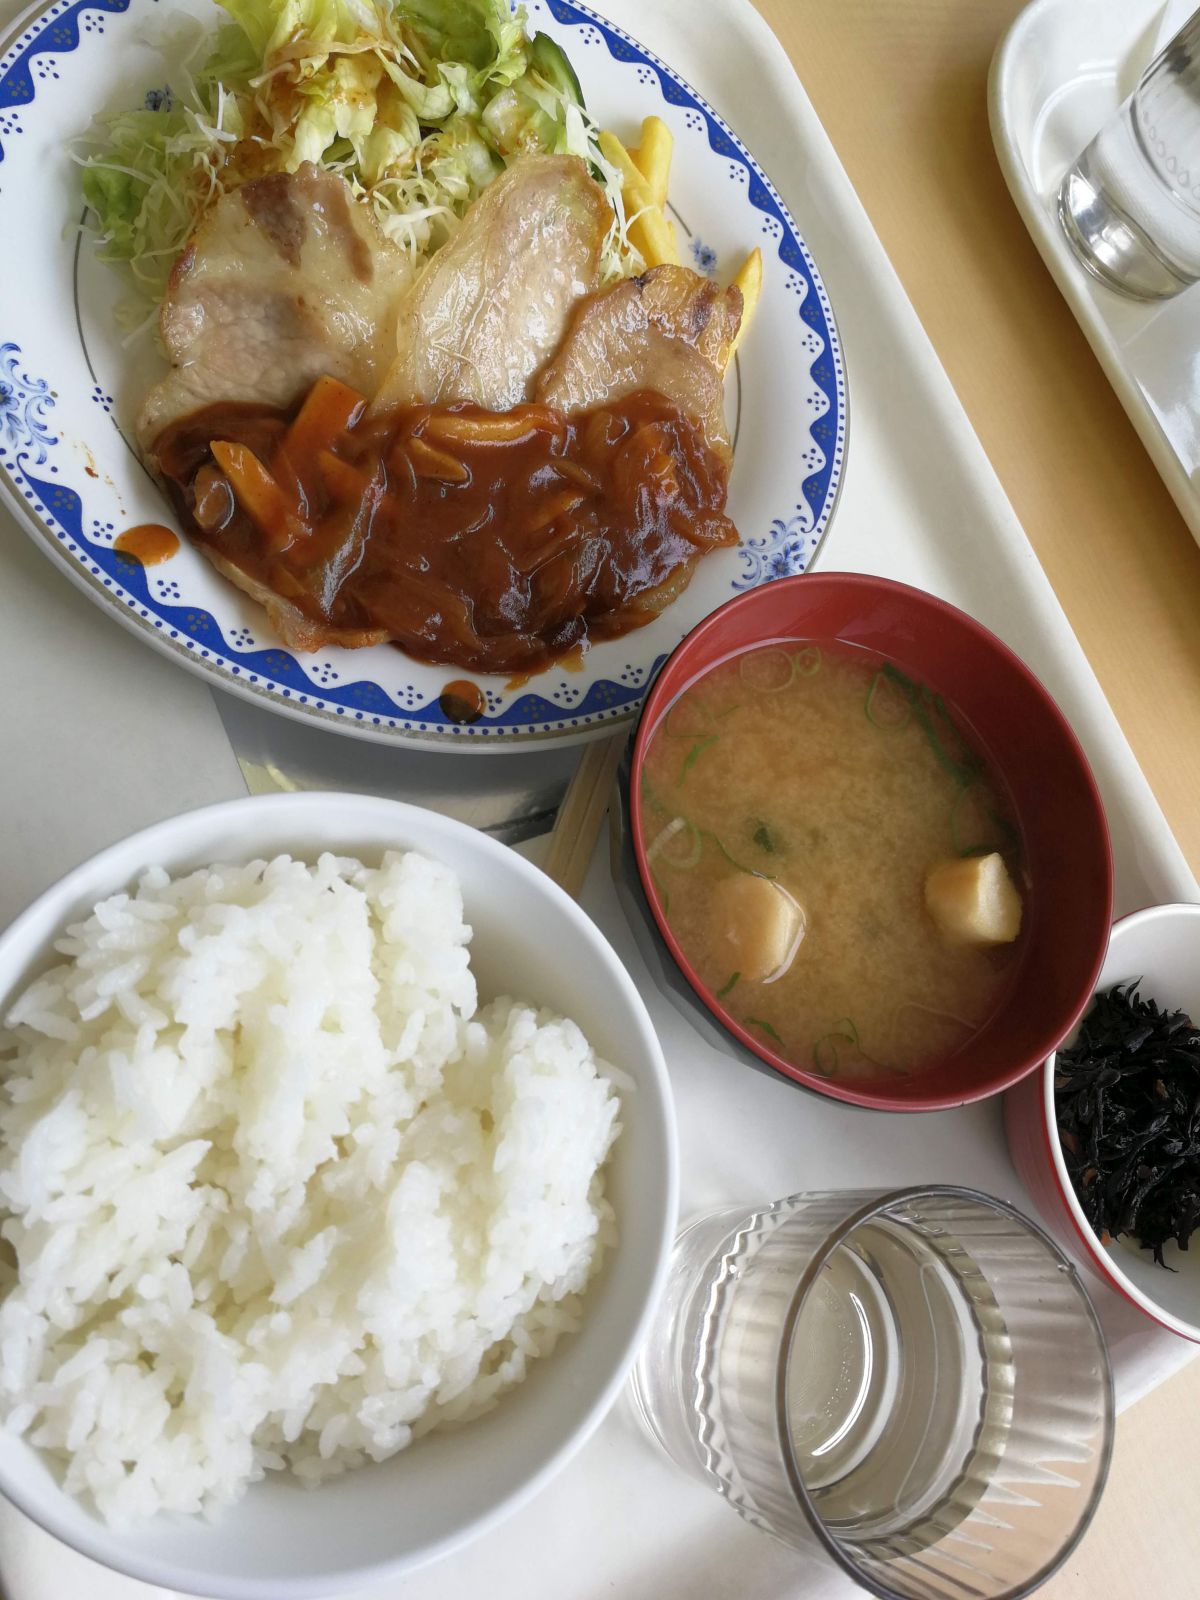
[0,850,621,1525]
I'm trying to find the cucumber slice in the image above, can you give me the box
[530,32,584,106]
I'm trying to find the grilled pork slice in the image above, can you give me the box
[535,265,743,460]
[203,549,388,654]
[372,154,610,414]
[138,166,410,454]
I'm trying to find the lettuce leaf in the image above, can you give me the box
[292,52,389,167]
[79,94,244,298]
[212,0,390,63]
[193,21,258,94]
[77,0,633,312]
[399,0,526,74]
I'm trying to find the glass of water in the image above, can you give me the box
[1059,12,1200,298]
[630,1186,1113,1600]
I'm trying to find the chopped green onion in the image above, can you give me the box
[716,971,741,999]
[738,648,795,692]
[794,644,822,677]
[865,669,911,730]
[640,770,669,816]
[811,1018,901,1077]
[811,1032,848,1077]
[747,1016,783,1045]
[647,816,701,869]
[925,690,983,784]
[811,1017,860,1075]
[882,665,982,787]
[678,734,719,785]
[700,830,772,879]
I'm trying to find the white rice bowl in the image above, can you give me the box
[0,793,678,1593]
[0,848,623,1526]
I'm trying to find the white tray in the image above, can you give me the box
[990,0,1200,547]
[1,0,1198,1596]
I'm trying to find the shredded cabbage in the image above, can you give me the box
[78,0,638,312]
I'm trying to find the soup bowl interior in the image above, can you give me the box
[627,573,1113,1111]
[0,792,677,1599]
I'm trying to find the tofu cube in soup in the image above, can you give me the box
[710,875,805,984]
[924,853,1022,947]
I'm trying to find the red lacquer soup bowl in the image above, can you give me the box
[613,573,1114,1112]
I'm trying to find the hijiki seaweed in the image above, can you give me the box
[1055,981,1200,1268]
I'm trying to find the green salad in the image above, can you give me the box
[79,0,631,308]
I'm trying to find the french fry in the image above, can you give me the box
[598,132,645,206]
[635,205,679,270]
[726,247,763,367]
[599,129,679,268]
[632,115,672,209]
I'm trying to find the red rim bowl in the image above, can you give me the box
[626,572,1114,1112]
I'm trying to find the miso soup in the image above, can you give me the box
[640,640,1026,1079]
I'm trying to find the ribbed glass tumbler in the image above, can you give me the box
[629,1186,1113,1600]
[1059,12,1200,298]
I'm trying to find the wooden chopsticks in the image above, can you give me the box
[541,735,626,900]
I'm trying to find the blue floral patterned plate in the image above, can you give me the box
[0,0,845,746]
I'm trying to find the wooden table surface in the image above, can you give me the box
[749,2,1200,1594]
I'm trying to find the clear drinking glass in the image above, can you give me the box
[1059,12,1200,298]
[630,1186,1113,1600]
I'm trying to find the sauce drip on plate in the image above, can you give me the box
[115,524,180,566]
[439,680,486,724]
[153,385,737,675]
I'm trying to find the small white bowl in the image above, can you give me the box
[1006,902,1200,1342]
[0,793,678,1598]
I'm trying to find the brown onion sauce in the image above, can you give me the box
[439,679,486,724]
[114,524,180,566]
[154,389,737,675]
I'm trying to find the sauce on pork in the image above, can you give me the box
[153,381,737,675]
